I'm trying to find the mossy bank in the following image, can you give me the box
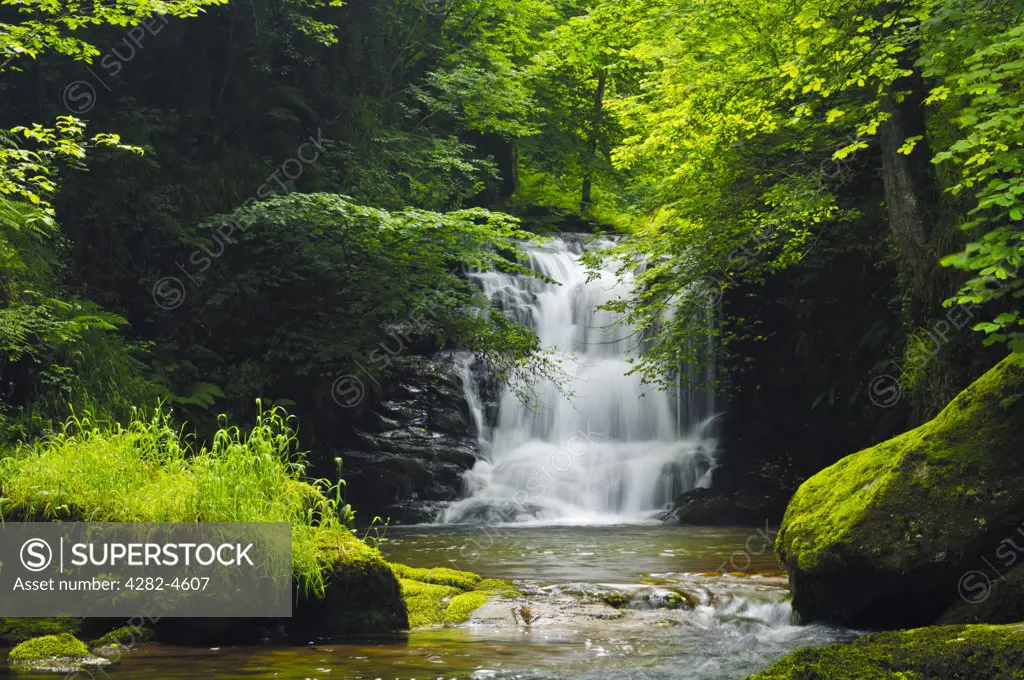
[747,624,1024,679]
[0,407,408,643]
[776,354,1024,628]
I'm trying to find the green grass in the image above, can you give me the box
[0,403,357,597]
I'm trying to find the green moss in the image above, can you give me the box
[89,626,153,649]
[400,578,461,628]
[390,562,482,589]
[600,592,632,608]
[474,578,520,596]
[0,618,82,645]
[747,624,1024,679]
[443,591,490,625]
[9,634,90,661]
[777,354,1024,574]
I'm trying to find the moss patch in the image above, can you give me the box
[9,634,90,661]
[747,624,1024,679]
[474,578,521,596]
[89,626,153,649]
[394,565,515,629]
[400,578,461,628]
[443,592,490,625]
[390,563,482,589]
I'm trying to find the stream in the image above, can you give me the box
[3,525,854,680]
[0,238,857,678]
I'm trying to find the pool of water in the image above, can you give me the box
[1,524,854,679]
[376,522,784,582]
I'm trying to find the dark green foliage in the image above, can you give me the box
[169,193,551,423]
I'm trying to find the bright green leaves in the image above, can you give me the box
[0,118,142,217]
[0,0,225,216]
[933,22,1024,351]
[0,0,229,70]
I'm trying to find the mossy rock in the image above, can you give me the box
[746,624,1024,679]
[89,625,154,650]
[400,578,461,628]
[938,563,1024,625]
[396,566,510,628]
[287,528,408,638]
[776,354,1024,628]
[473,578,521,596]
[390,562,482,590]
[8,634,111,674]
[0,618,82,646]
[443,591,489,625]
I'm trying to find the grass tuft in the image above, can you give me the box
[0,402,358,597]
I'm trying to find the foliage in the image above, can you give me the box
[0,402,359,596]
[932,20,1024,351]
[177,193,558,413]
[0,199,162,441]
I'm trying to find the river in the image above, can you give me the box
[17,524,853,680]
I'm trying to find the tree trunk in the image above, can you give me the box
[878,63,941,322]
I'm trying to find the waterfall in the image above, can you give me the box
[440,236,716,524]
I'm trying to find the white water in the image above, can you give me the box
[441,236,716,524]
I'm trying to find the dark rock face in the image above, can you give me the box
[339,354,483,524]
[775,354,1024,629]
[664,487,787,527]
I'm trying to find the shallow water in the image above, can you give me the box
[1,525,854,679]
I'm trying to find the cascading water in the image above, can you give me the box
[440,236,717,524]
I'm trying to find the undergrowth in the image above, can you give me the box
[0,401,355,598]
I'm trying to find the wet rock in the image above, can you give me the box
[543,583,699,611]
[664,487,786,526]
[338,354,482,523]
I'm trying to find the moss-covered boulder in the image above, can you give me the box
[392,563,518,628]
[746,624,1024,679]
[8,634,112,674]
[286,530,408,639]
[153,529,408,643]
[776,354,1024,628]
[89,625,155,657]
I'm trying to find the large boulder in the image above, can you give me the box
[775,354,1024,628]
